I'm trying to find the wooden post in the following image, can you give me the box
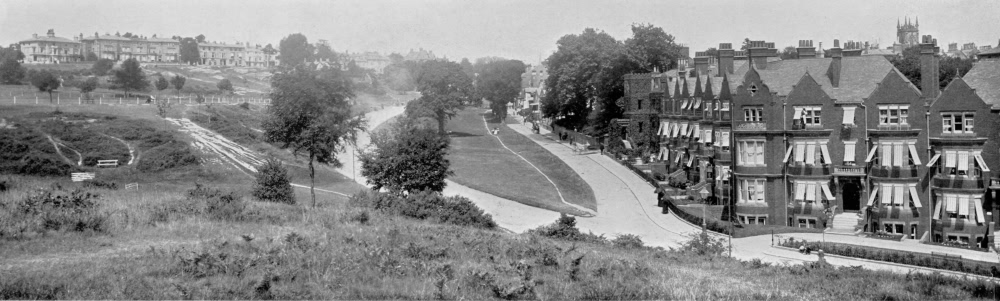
[78,97,81,105]
[13,97,15,104]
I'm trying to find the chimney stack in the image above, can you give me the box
[748,40,777,69]
[717,43,734,76]
[32,33,38,39]
[46,29,55,38]
[843,40,863,57]
[693,51,710,76]
[919,35,941,100]
[826,39,843,87]
[796,40,816,58]
[734,50,748,61]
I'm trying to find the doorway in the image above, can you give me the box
[842,180,862,212]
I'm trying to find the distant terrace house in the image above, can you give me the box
[18,29,83,64]
[520,64,548,115]
[624,35,1000,250]
[80,33,179,62]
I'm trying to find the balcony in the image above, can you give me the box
[876,124,912,131]
[734,122,766,131]
[834,166,865,176]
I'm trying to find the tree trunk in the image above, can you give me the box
[309,153,316,208]
[437,111,447,135]
[48,91,53,103]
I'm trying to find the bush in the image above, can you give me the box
[612,234,645,249]
[0,128,77,176]
[83,180,118,190]
[779,239,997,277]
[348,190,496,229]
[530,213,606,243]
[186,184,251,222]
[136,142,199,172]
[0,188,109,239]
[251,158,295,204]
[678,230,727,256]
[238,102,250,110]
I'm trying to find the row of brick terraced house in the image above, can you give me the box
[620,36,1000,250]
[17,29,277,67]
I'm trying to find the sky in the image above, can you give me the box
[2,0,999,65]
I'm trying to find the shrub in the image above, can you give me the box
[530,213,606,243]
[0,188,109,239]
[251,157,295,204]
[83,180,118,190]
[612,234,645,249]
[678,230,727,256]
[348,190,496,229]
[0,128,77,176]
[186,184,251,222]
[238,102,250,110]
[137,142,199,172]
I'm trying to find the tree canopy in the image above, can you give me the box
[112,58,149,96]
[170,75,186,92]
[217,78,233,93]
[315,43,337,62]
[410,60,474,134]
[155,76,169,91]
[624,23,682,72]
[359,117,452,194]
[0,58,25,84]
[263,64,366,207]
[80,76,99,94]
[30,70,60,103]
[179,38,200,65]
[278,33,315,67]
[891,46,974,90]
[780,46,798,60]
[475,59,525,121]
[91,59,114,76]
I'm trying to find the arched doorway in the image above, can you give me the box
[841,179,862,212]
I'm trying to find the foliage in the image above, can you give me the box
[411,60,474,134]
[530,214,607,243]
[136,142,199,172]
[185,184,252,222]
[154,76,169,91]
[891,46,974,90]
[315,43,337,62]
[624,23,682,72]
[780,238,997,277]
[359,118,452,194]
[170,75,186,92]
[677,230,727,256]
[156,98,171,118]
[780,46,798,59]
[542,28,625,134]
[91,59,114,76]
[278,33,315,68]
[349,190,497,229]
[30,70,61,103]
[111,58,149,96]
[216,78,233,93]
[383,63,417,91]
[0,46,25,61]
[179,38,200,65]
[0,58,26,84]
[38,120,131,166]
[263,64,365,207]
[85,52,98,61]
[252,157,295,204]
[0,128,76,176]
[0,188,109,240]
[611,233,645,249]
[79,76,99,93]
[475,59,525,121]
[238,102,250,110]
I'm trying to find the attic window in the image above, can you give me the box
[749,84,758,96]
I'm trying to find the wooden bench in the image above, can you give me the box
[71,172,95,182]
[931,251,963,261]
[96,159,119,168]
[125,183,139,190]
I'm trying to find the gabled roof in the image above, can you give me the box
[978,47,1000,58]
[963,60,1000,106]
[732,55,896,103]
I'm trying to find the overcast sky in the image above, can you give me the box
[2,0,998,65]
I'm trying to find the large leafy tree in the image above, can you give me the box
[315,43,337,62]
[624,23,682,72]
[170,75,186,93]
[263,64,366,207]
[0,46,24,61]
[91,58,114,76]
[542,28,625,131]
[278,33,315,68]
[0,58,25,84]
[112,58,148,96]
[179,37,200,65]
[217,78,233,93]
[30,70,60,103]
[410,60,473,134]
[891,46,974,90]
[155,76,169,91]
[475,59,525,121]
[359,118,452,194]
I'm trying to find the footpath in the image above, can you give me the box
[505,117,1000,280]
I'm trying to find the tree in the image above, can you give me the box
[263,65,366,207]
[388,53,404,65]
[624,23,682,72]
[179,37,200,65]
[195,34,206,43]
[30,70,60,103]
[112,58,149,96]
[315,43,337,62]
[460,58,475,79]
[475,59,525,121]
[384,63,415,91]
[359,118,452,194]
[0,59,25,84]
[0,46,25,61]
[542,28,626,132]
[891,46,974,90]
[91,58,114,76]
[780,46,798,60]
[80,76,98,94]
[217,78,233,93]
[278,33,314,68]
[252,157,295,204]
[85,52,98,61]
[155,76,169,91]
[262,44,277,55]
[410,60,473,134]
[170,75,186,93]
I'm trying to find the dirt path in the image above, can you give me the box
[166,117,266,174]
[44,134,81,166]
[100,133,134,165]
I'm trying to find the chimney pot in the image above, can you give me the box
[833,39,840,48]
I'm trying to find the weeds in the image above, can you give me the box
[349,190,497,229]
[0,188,109,239]
[529,213,606,243]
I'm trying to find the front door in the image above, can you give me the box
[842,180,862,211]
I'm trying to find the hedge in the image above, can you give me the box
[780,238,996,277]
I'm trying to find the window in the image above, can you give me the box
[878,105,909,125]
[883,223,905,235]
[937,194,984,223]
[798,218,818,228]
[719,131,731,151]
[637,99,643,110]
[877,141,917,167]
[794,181,834,203]
[744,106,764,122]
[843,140,857,165]
[793,106,822,126]
[791,140,830,165]
[748,84,758,96]
[740,178,766,203]
[878,183,918,207]
[638,122,643,134]
[943,150,980,177]
[942,112,974,134]
[738,140,765,166]
[738,214,768,225]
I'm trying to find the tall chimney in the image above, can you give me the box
[748,40,776,70]
[796,40,816,58]
[826,39,843,87]
[920,35,940,100]
[734,50,748,61]
[843,41,863,57]
[717,43,734,76]
[693,51,710,76]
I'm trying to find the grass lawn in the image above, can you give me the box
[446,108,596,215]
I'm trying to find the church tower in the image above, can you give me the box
[897,16,920,47]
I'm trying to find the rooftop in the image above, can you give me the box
[963,60,1000,106]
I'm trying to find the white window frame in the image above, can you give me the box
[942,112,975,134]
[738,140,765,166]
[740,178,766,203]
[796,106,822,126]
[744,106,764,122]
[878,105,909,126]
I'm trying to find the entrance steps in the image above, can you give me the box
[826,212,862,235]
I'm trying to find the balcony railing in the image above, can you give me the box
[876,124,912,131]
[834,166,865,175]
[735,122,766,131]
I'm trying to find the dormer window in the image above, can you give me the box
[942,112,974,134]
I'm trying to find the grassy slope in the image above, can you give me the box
[446,108,596,215]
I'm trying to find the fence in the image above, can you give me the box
[549,124,599,148]
[0,89,271,106]
[125,183,139,190]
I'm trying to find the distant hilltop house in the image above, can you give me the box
[404,48,436,62]
[18,29,278,67]
[339,51,391,74]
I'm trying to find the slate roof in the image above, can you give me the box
[80,35,132,42]
[20,35,80,44]
[963,60,1000,106]
[978,47,1000,58]
[731,55,896,103]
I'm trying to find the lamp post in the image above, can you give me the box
[699,187,710,230]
